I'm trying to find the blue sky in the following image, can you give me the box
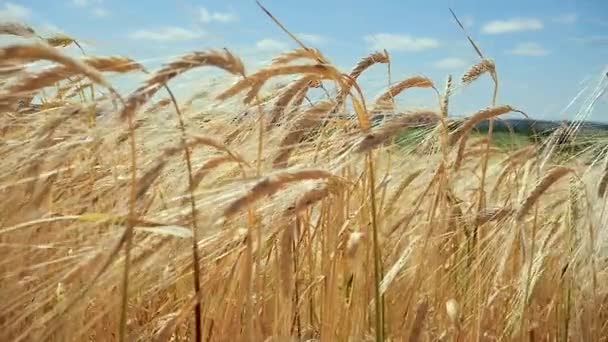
[2,0,607,121]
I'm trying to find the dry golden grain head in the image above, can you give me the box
[271,47,328,65]
[375,75,434,108]
[442,74,452,117]
[516,166,573,220]
[217,64,342,102]
[462,58,495,84]
[82,55,143,73]
[267,75,317,130]
[289,185,330,215]
[356,110,440,153]
[273,100,336,168]
[222,169,334,219]
[120,49,244,120]
[448,105,514,145]
[6,56,138,97]
[45,34,77,48]
[189,155,235,192]
[0,42,108,87]
[0,22,35,37]
[349,51,389,79]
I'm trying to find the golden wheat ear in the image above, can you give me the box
[461,58,495,85]
[271,47,328,65]
[120,49,245,120]
[267,76,319,130]
[373,75,435,113]
[0,22,36,37]
[221,169,335,220]
[516,166,573,220]
[273,100,335,168]
[356,110,440,153]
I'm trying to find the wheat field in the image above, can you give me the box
[1,14,608,342]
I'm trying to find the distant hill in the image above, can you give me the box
[472,118,608,135]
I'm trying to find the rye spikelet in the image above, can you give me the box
[267,76,318,130]
[442,74,452,117]
[287,184,330,215]
[0,22,35,37]
[273,100,335,168]
[120,49,244,120]
[356,110,440,153]
[0,43,108,87]
[448,105,514,145]
[271,47,327,65]
[374,75,434,110]
[349,51,389,80]
[5,56,141,96]
[189,155,238,191]
[45,34,78,48]
[334,51,390,108]
[516,166,573,220]
[216,64,343,101]
[462,58,495,85]
[222,169,334,219]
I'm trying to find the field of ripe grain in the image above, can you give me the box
[1,18,608,342]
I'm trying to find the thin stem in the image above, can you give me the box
[119,98,138,342]
[164,84,203,341]
[367,152,384,341]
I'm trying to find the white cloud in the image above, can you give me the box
[256,39,288,51]
[296,33,328,44]
[0,2,31,20]
[93,7,109,17]
[508,42,549,56]
[481,18,543,34]
[553,13,578,24]
[199,7,237,23]
[364,33,439,52]
[434,58,468,70]
[129,27,204,41]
